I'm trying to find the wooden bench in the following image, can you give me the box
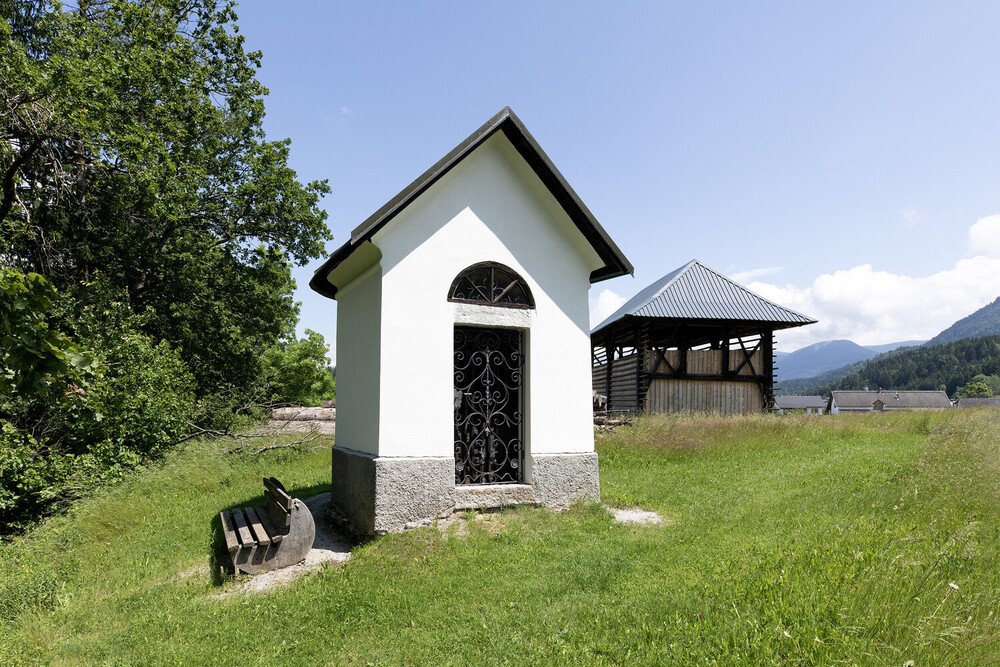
[219,477,316,574]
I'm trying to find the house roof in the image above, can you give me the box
[592,260,816,335]
[954,397,1000,408]
[830,390,953,410]
[775,395,827,410]
[309,107,633,299]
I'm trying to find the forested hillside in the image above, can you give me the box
[925,297,1000,346]
[803,336,1000,396]
[1,1,334,532]
[779,359,869,394]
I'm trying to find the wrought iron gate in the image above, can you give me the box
[453,327,523,484]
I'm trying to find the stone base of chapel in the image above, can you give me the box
[329,446,600,535]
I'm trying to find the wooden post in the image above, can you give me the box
[677,324,688,377]
[721,327,730,377]
[634,321,642,411]
[762,328,774,410]
[605,332,614,410]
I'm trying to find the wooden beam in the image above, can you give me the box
[732,335,762,376]
[721,327,730,377]
[677,324,688,376]
[605,332,614,408]
[647,372,770,383]
[762,329,775,410]
[634,320,642,411]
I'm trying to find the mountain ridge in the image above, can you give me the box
[925,297,1000,346]
[776,339,924,382]
[778,295,1000,393]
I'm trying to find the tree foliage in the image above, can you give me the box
[1,1,331,531]
[0,269,90,399]
[2,0,330,391]
[957,380,993,398]
[263,329,335,407]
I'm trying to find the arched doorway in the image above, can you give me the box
[449,263,533,485]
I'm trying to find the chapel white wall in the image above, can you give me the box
[370,134,601,461]
[333,266,382,455]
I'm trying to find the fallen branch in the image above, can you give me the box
[225,431,327,455]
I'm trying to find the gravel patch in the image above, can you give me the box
[608,506,666,525]
[213,492,353,598]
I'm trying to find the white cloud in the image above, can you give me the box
[590,288,627,328]
[968,214,1000,257]
[340,106,352,115]
[750,215,1000,352]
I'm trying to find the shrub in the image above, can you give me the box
[262,329,336,406]
[0,274,197,533]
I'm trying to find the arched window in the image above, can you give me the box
[448,262,534,309]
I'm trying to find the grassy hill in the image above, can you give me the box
[3,412,999,664]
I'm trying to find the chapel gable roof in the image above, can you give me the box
[310,107,633,299]
[592,259,816,335]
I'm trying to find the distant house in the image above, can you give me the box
[954,397,1000,409]
[774,395,826,415]
[591,260,815,415]
[828,390,952,414]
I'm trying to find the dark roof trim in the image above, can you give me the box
[310,107,633,299]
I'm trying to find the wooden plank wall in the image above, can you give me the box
[592,352,639,412]
[593,346,766,414]
[644,379,763,415]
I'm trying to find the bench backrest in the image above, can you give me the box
[262,476,293,529]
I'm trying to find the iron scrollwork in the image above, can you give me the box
[448,262,534,308]
[454,327,523,484]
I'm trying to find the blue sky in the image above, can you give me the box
[234,1,1000,355]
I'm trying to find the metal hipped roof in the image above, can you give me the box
[592,259,816,335]
[309,107,633,299]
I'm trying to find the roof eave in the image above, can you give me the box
[308,238,356,299]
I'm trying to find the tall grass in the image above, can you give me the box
[2,411,998,665]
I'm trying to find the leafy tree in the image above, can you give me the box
[0,1,331,531]
[0,270,91,400]
[1,271,196,531]
[263,329,336,407]
[2,0,331,392]
[958,381,992,398]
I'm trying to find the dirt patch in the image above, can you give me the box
[213,492,353,598]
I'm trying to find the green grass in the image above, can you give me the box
[2,411,999,665]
